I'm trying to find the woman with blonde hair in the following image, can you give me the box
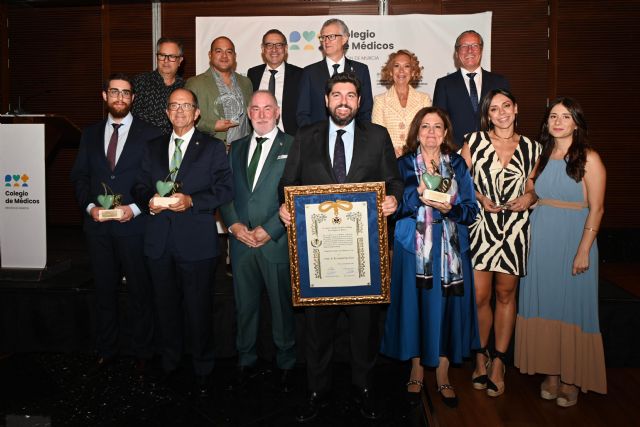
[372,49,431,157]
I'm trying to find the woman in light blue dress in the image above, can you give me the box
[515,97,607,407]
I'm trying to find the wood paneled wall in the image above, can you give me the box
[3,0,638,227]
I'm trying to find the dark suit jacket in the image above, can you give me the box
[296,58,373,128]
[247,63,302,137]
[278,120,403,203]
[220,130,292,264]
[70,117,162,236]
[432,68,509,149]
[134,129,234,261]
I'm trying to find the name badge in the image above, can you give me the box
[277,155,288,160]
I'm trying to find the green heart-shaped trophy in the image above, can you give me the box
[421,160,452,204]
[153,168,183,208]
[97,182,123,220]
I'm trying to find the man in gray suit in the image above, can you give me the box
[220,90,296,392]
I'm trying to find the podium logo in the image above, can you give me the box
[289,30,317,52]
[4,173,29,188]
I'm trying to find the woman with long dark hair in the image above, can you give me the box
[461,88,541,398]
[381,107,479,408]
[515,97,607,406]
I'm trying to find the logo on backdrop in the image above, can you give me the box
[4,173,39,205]
[289,31,316,51]
[4,173,29,187]
[288,29,395,53]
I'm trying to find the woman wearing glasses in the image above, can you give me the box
[515,97,607,406]
[372,50,432,158]
[381,107,480,408]
[461,88,541,398]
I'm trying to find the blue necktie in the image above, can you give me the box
[467,72,479,113]
[333,129,347,183]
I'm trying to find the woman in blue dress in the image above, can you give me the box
[515,97,607,406]
[381,107,480,408]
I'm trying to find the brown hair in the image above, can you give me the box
[403,107,455,156]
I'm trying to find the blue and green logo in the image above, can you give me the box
[289,30,317,51]
[4,173,29,188]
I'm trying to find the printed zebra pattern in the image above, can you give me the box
[467,131,541,275]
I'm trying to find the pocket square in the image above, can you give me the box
[277,155,288,160]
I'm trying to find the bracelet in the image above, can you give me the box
[584,227,598,232]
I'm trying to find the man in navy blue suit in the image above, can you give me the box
[247,29,302,136]
[433,30,510,149]
[296,18,373,128]
[71,73,161,374]
[134,88,233,396]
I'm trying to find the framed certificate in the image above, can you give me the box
[284,182,390,306]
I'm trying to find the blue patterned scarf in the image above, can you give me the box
[414,149,464,295]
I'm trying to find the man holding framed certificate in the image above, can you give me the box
[279,73,403,422]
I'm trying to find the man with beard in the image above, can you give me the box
[71,73,161,376]
[278,72,403,422]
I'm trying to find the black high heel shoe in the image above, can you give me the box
[471,347,490,390]
[436,384,458,408]
[486,350,507,397]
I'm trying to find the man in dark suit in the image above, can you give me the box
[432,30,510,149]
[296,18,373,128]
[70,73,160,374]
[247,29,302,137]
[133,88,233,396]
[220,90,295,391]
[279,73,403,422]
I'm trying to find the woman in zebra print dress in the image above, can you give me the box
[461,89,541,397]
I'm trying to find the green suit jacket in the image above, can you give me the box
[220,130,293,264]
[185,68,253,142]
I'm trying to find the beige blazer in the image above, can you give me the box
[372,86,432,155]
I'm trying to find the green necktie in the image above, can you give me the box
[247,137,267,188]
[170,138,184,181]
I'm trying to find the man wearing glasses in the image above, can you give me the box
[432,30,510,149]
[71,73,161,377]
[247,29,302,136]
[134,88,233,397]
[132,37,185,134]
[296,18,373,128]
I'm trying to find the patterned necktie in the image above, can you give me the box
[332,64,340,77]
[467,72,479,113]
[106,123,122,171]
[268,69,278,95]
[333,129,347,183]
[247,137,267,189]
[170,138,184,181]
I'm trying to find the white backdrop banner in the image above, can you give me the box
[195,13,492,97]
[0,124,47,269]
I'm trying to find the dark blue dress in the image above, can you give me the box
[380,152,480,367]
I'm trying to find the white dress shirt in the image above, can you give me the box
[258,63,286,132]
[247,126,279,191]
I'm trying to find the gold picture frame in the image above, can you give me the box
[284,182,390,306]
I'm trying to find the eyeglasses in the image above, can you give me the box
[263,42,286,51]
[318,34,343,42]
[457,43,482,52]
[157,53,182,62]
[107,88,132,99]
[167,102,197,111]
